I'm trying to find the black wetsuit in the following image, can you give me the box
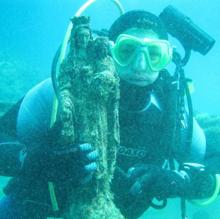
[0,74,207,219]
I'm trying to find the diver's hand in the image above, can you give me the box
[127,164,189,200]
[49,143,98,185]
[21,143,98,186]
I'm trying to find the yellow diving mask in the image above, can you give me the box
[111,34,173,71]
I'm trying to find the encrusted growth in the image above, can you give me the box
[57,16,124,219]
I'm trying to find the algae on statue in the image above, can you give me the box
[57,16,92,144]
[57,16,124,219]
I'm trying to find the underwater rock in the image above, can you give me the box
[196,114,220,172]
[0,53,40,116]
[196,114,220,151]
[0,53,41,104]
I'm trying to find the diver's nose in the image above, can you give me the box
[132,50,147,72]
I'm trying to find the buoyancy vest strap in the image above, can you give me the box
[48,97,60,212]
[50,96,59,128]
[48,181,59,212]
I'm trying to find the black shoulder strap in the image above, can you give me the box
[153,70,180,165]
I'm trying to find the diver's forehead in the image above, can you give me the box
[122,28,159,40]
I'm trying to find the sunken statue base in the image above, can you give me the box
[57,21,124,219]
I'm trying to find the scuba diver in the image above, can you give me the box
[0,3,218,219]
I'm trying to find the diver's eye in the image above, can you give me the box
[118,43,137,55]
[117,43,137,62]
[148,45,162,63]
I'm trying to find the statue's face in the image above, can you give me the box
[112,28,172,87]
[95,38,109,59]
[75,28,91,49]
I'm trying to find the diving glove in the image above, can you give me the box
[127,164,188,200]
[127,163,216,200]
[21,143,98,185]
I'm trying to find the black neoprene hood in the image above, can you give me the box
[109,10,168,41]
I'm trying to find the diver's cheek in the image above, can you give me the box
[145,71,159,84]
[149,72,159,84]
